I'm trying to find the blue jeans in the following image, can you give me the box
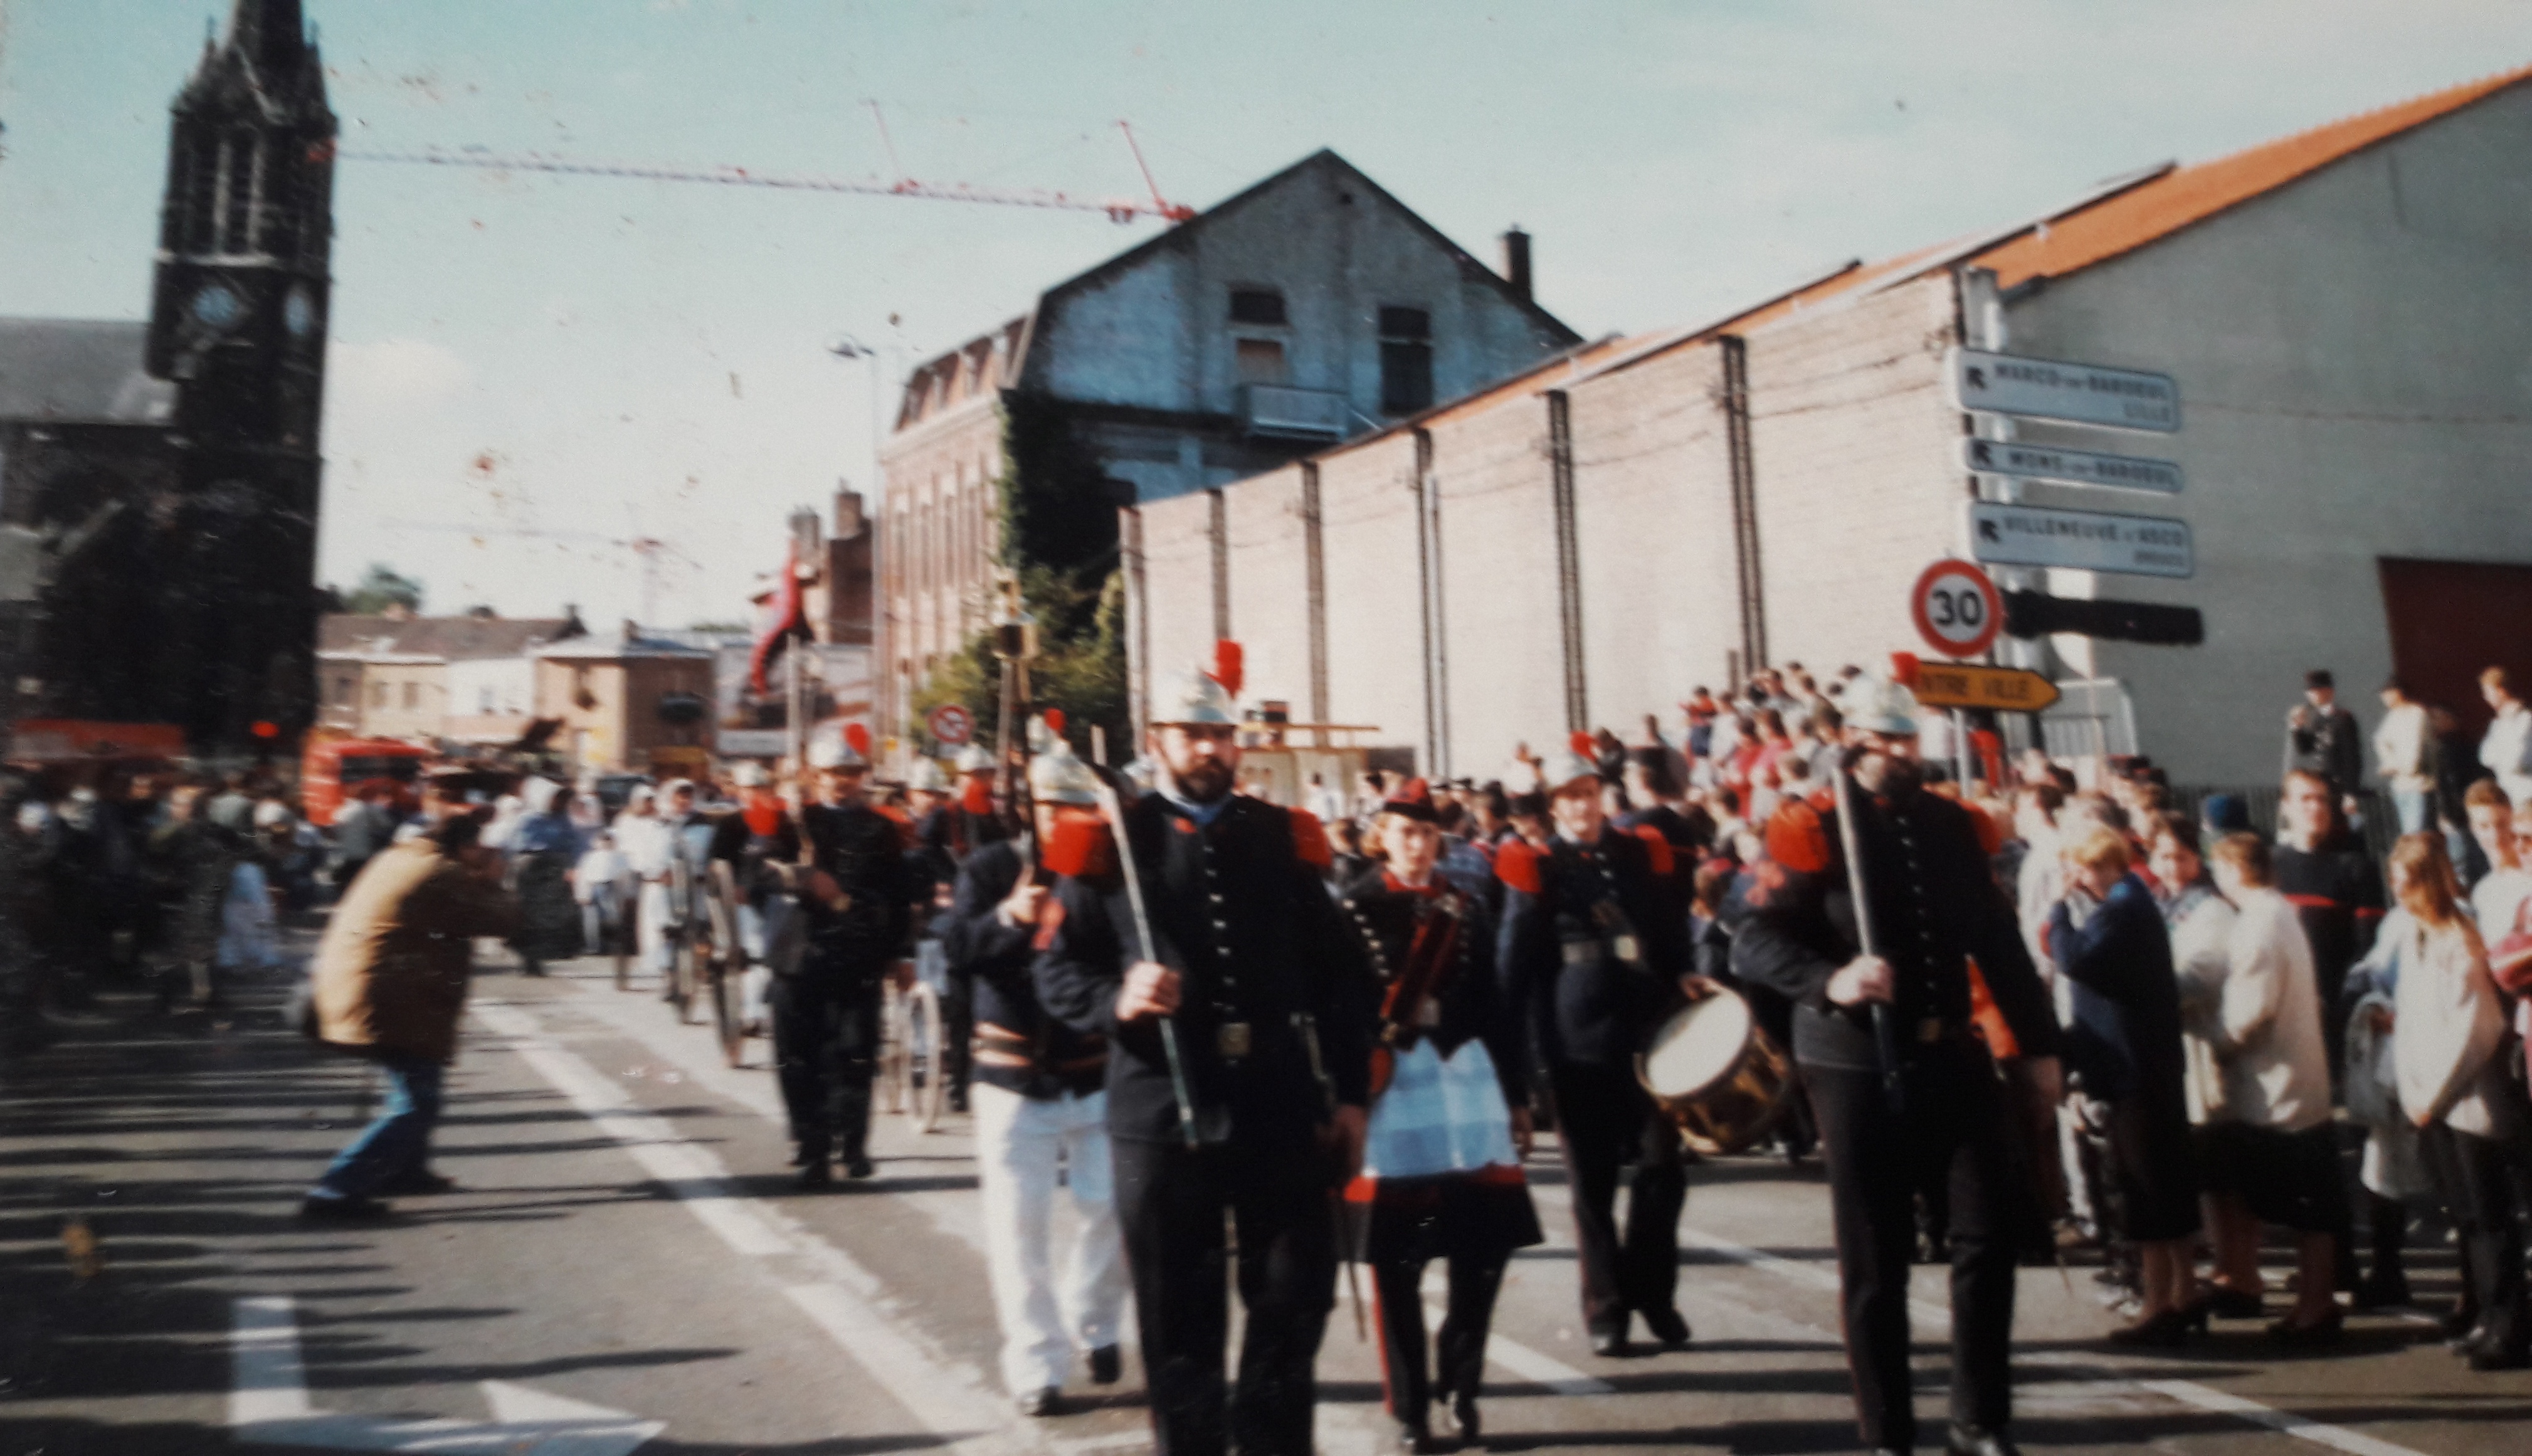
[2392,786,2431,836]
[312,1058,443,1200]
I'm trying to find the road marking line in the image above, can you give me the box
[228,1295,664,1454]
[1676,1219,2433,1456]
[469,1000,1031,1456]
[229,1295,314,1425]
[530,980,1606,1402]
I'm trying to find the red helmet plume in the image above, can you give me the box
[1209,640,1245,700]
[1043,707,1067,736]
[844,722,872,758]
[1569,731,1596,759]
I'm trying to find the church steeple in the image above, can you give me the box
[148,0,335,384]
[134,0,339,750]
[226,0,309,69]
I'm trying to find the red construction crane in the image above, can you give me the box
[339,115,1196,224]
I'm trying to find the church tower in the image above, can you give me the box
[144,0,337,750]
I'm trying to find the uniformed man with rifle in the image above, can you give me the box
[1033,645,1373,1456]
[1731,676,2061,1456]
[938,720,1127,1417]
[775,725,915,1185]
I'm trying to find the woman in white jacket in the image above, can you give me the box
[2384,833,2528,1370]
[2183,831,2344,1341]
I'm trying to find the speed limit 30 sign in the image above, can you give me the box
[1911,559,2003,660]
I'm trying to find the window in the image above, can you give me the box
[371,682,388,709]
[402,681,419,710]
[1228,288,1287,326]
[1379,305,1433,415]
[479,685,497,714]
[1235,337,1289,386]
[334,675,355,707]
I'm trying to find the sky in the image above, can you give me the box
[4,1,2531,628]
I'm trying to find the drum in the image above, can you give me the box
[1635,988,1792,1156]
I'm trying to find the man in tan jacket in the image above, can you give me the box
[303,809,518,1219]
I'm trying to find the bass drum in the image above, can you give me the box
[1636,987,1792,1156]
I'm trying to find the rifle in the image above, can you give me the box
[1830,761,1906,1117]
[1088,772,1204,1152]
[1297,1009,1368,1343]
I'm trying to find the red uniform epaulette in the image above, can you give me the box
[1628,823,1676,878]
[1968,801,2005,858]
[1765,799,1835,875]
[1965,956,2020,1060]
[1287,808,1333,870]
[1031,897,1067,952]
[1042,814,1117,880]
[875,802,915,849]
[1494,839,1544,895]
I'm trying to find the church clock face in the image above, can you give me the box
[285,285,319,340]
[191,282,244,331]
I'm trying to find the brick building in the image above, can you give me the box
[534,625,717,774]
[877,149,1580,738]
[1139,68,2532,789]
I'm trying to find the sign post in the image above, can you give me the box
[1907,560,2005,789]
[1966,501,2194,579]
[1960,437,2183,495]
[1901,660,2063,714]
[1947,347,2180,433]
[1909,559,2003,660]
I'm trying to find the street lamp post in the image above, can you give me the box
[826,334,888,751]
[989,573,1039,806]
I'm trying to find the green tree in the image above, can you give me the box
[340,563,425,615]
[909,564,1128,763]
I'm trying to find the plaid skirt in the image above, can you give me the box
[1342,1038,1542,1263]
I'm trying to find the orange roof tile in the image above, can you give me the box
[1975,63,2532,288]
[1287,65,2532,467]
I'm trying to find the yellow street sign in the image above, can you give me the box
[1908,662,2061,713]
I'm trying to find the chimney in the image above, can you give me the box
[1501,226,1533,303]
[834,484,866,540]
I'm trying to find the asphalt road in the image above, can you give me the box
[5,941,2530,1456]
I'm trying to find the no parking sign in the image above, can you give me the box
[926,704,974,747]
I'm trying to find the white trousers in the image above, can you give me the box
[970,1082,1129,1395]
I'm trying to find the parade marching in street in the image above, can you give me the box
[14,6,2532,1452]
[19,642,2532,1456]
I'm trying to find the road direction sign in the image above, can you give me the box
[926,703,974,747]
[1907,661,2064,714]
[1948,347,2180,433]
[1909,559,2003,659]
[1960,437,2183,495]
[1966,500,2194,579]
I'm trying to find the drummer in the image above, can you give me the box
[1339,779,1542,1451]
[1499,734,1719,1358]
